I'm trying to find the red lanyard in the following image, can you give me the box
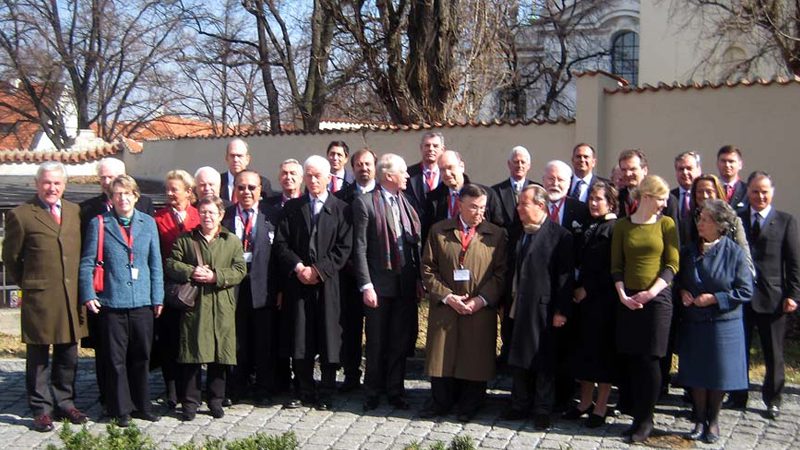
[238,207,255,250]
[458,226,476,267]
[117,223,134,264]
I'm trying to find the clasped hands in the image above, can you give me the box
[295,263,320,285]
[444,294,485,315]
[618,289,656,310]
[679,290,717,308]
[191,264,217,284]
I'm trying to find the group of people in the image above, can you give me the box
[3,134,797,445]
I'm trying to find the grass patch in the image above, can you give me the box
[0,333,94,358]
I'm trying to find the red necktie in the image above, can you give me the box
[50,204,61,225]
[424,170,435,192]
[448,192,460,218]
[726,184,734,202]
[549,200,562,224]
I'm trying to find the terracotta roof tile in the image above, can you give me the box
[0,140,124,165]
[604,75,800,95]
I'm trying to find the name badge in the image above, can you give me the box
[453,269,470,281]
[131,268,139,280]
[243,252,253,263]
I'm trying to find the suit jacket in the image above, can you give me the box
[2,198,88,344]
[78,210,164,309]
[422,181,502,245]
[726,179,748,211]
[491,178,533,228]
[508,219,574,371]
[273,194,353,361]
[220,172,273,203]
[80,193,154,234]
[551,196,590,237]
[406,162,440,221]
[329,169,355,193]
[334,182,375,205]
[223,202,278,309]
[740,208,800,314]
[352,189,421,299]
[421,218,507,381]
[568,174,609,203]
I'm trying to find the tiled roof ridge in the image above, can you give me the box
[604,75,800,95]
[574,70,631,85]
[138,117,576,141]
[0,139,126,164]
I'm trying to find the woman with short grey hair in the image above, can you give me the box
[675,198,753,444]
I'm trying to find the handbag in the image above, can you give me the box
[92,215,105,293]
[164,239,204,311]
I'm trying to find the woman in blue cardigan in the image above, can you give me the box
[79,175,164,426]
[676,199,753,444]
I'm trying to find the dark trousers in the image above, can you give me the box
[364,295,415,398]
[293,359,337,400]
[430,377,486,415]
[340,280,364,382]
[628,355,661,426]
[510,365,555,415]
[26,343,78,416]
[732,306,786,406]
[85,313,107,406]
[272,307,293,393]
[182,363,227,412]
[154,307,182,404]
[100,307,154,417]
[229,278,274,398]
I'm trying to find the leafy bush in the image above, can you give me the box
[404,436,475,450]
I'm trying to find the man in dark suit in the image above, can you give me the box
[502,184,574,430]
[671,151,702,242]
[407,132,445,214]
[422,150,502,244]
[492,145,534,366]
[3,162,89,432]
[273,155,352,411]
[353,153,422,411]
[335,148,378,391]
[223,170,279,405]
[262,159,303,394]
[220,139,273,202]
[568,143,608,203]
[617,149,679,224]
[717,145,748,211]
[728,171,799,418]
[327,141,355,193]
[78,157,155,412]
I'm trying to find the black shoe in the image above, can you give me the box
[457,410,476,423]
[131,411,160,422]
[767,404,780,420]
[621,422,639,437]
[723,397,746,410]
[419,407,446,419]
[363,396,379,411]
[687,422,705,440]
[562,403,593,420]
[533,413,551,430]
[339,378,361,393]
[705,424,720,444]
[501,408,528,421]
[585,413,606,428]
[166,400,178,410]
[283,398,304,409]
[180,410,196,422]
[315,399,332,411]
[388,396,410,410]
[254,395,273,407]
[209,406,225,419]
[221,398,233,407]
[629,420,653,443]
[115,415,131,428]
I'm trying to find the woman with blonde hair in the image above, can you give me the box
[611,175,679,443]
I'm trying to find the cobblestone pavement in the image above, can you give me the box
[1,359,798,449]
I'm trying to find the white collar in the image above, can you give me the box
[573,173,593,184]
[358,179,376,193]
[752,205,772,219]
[310,191,329,204]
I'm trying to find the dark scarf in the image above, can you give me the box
[371,188,421,270]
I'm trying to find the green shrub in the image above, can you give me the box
[404,436,475,450]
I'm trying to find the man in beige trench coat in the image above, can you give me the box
[420,183,507,422]
[3,162,88,432]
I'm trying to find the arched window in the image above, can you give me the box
[611,31,639,85]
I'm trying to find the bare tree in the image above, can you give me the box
[681,0,799,78]
[0,0,188,148]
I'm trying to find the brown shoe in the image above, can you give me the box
[32,414,54,432]
[55,408,89,425]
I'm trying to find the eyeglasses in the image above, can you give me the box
[237,184,259,191]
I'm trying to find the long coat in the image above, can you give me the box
[78,211,164,309]
[508,219,574,371]
[2,198,88,344]
[164,228,246,364]
[273,194,352,362]
[422,218,507,381]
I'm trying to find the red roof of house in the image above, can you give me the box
[0,82,45,150]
